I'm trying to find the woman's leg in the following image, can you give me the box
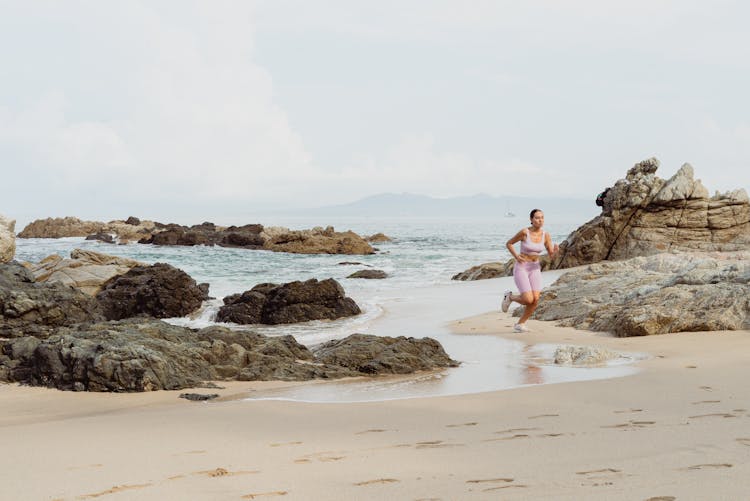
[511,262,535,306]
[515,263,542,323]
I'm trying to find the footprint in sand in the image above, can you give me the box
[691,400,721,405]
[576,468,624,487]
[688,413,735,419]
[735,438,750,446]
[614,408,643,414]
[355,428,390,434]
[415,440,465,449]
[241,491,288,499]
[354,478,400,486]
[528,414,559,419]
[270,441,303,447]
[644,497,676,501]
[682,463,732,471]
[76,483,153,499]
[446,422,478,428]
[295,450,347,463]
[466,477,514,484]
[601,420,655,429]
[699,386,713,391]
[494,427,541,434]
[193,468,260,477]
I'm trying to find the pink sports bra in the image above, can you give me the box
[520,229,545,255]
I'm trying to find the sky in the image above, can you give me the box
[2,0,749,227]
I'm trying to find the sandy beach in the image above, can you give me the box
[2,286,750,500]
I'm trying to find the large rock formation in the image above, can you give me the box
[529,252,750,337]
[0,262,104,339]
[96,263,210,320]
[261,226,374,255]
[216,278,361,325]
[553,158,750,269]
[313,333,459,374]
[0,214,15,263]
[26,249,145,295]
[0,319,458,391]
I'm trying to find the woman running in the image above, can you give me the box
[501,208,559,332]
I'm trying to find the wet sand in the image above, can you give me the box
[2,283,750,499]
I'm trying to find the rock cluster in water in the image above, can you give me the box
[216,279,361,325]
[18,217,376,255]
[530,252,750,336]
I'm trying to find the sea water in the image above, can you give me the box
[14,215,640,402]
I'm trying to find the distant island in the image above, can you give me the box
[289,193,598,221]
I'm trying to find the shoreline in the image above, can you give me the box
[2,299,749,499]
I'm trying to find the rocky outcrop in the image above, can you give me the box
[0,214,15,263]
[553,158,750,269]
[216,278,360,325]
[261,226,374,255]
[530,252,750,337]
[18,217,158,243]
[313,334,458,374]
[138,222,264,248]
[347,270,388,279]
[365,233,393,243]
[553,346,618,366]
[0,320,457,391]
[0,262,104,339]
[26,249,145,295]
[452,262,510,281]
[96,263,210,320]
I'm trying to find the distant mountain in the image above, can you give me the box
[295,193,599,222]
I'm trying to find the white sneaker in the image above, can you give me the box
[501,290,513,313]
[513,323,530,333]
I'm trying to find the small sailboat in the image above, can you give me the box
[504,204,515,217]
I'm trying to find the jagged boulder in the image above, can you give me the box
[26,249,145,295]
[531,252,750,336]
[312,333,459,374]
[553,345,618,366]
[553,158,750,269]
[261,226,374,255]
[217,278,360,325]
[96,263,209,320]
[0,214,15,263]
[452,262,510,281]
[0,262,104,339]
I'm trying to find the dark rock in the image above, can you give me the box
[179,393,219,401]
[0,262,104,339]
[125,216,141,226]
[95,263,209,320]
[347,270,388,279]
[313,333,459,374]
[338,261,365,266]
[0,319,458,392]
[85,232,115,244]
[217,279,361,325]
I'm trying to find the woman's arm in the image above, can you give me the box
[506,229,528,262]
[545,232,559,257]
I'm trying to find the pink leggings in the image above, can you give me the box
[513,261,542,293]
